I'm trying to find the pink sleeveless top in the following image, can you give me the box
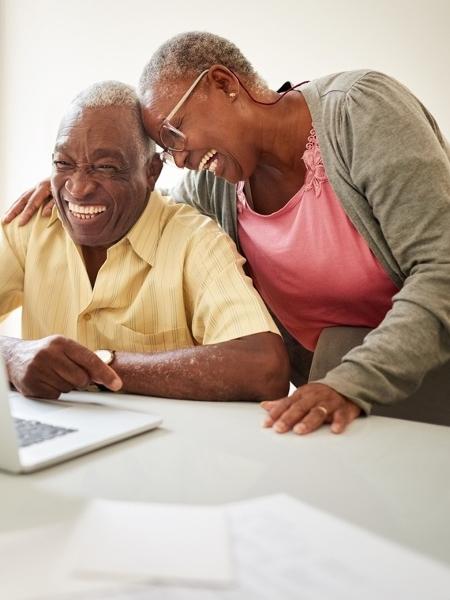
[237,129,398,351]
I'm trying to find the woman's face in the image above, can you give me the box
[140,70,258,184]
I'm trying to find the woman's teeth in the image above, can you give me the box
[198,149,218,173]
[68,202,106,219]
[208,159,218,174]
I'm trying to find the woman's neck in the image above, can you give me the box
[247,91,312,214]
[253,90,312,175]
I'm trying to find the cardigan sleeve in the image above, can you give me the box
[318,72,450,412]
[168,170,239,244]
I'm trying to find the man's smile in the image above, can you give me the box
[67,201,107,220]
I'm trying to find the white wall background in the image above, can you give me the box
[1,0,449,335]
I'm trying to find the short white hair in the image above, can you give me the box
[138,31,268,101]
[67,81,155,159]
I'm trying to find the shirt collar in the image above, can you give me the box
[47,205,60,227]
[46,189,166,267]
[124,190,165,266]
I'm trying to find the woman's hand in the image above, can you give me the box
[261,383,361,435]
[2,178,53,225]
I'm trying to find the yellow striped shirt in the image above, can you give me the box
[0,191,279,352]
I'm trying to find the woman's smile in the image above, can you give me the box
[198,148,218,172]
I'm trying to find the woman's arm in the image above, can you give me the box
[319,71,450,408]
[262,72,450,435]
[2,178,54,225]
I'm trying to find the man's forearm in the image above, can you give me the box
[112,332,289,402]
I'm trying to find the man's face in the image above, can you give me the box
[51,105,154,248]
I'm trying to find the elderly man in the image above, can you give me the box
[0,81,289,401]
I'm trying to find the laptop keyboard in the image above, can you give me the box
[14,417,77,448]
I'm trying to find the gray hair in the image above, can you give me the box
[67,81,154,159]
[138,31,268,101]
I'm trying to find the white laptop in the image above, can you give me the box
[0,356,162,474]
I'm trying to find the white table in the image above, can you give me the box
[1,392,450,570]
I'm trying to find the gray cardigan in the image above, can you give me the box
[168,70,450,414]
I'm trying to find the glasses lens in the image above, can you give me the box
[160,122,186,152]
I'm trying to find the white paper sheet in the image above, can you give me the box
[0,500,233,599]
[65,494,450,600]
[220,494,450,600]
[65,500,233,586]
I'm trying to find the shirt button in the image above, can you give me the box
[83,313,92,321]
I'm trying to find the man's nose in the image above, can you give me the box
[65,170,96,198]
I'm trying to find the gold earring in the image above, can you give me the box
[229,92,237,98]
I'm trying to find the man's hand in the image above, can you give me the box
[261,383,361,435]
[4,335,122,399]
[2,178,54,226]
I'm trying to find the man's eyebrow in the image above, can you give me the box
[53,146,127,162]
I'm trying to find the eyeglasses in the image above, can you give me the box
[159,69,209,158]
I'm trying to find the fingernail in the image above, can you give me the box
[331,424,342,434]
[260,401,270,409]
[262,417,273,428]
[110,377,123,391]
[274,421,287,433]
[293,423,307,435]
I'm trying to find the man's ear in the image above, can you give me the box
[207,65,239,97]
[146,153,163,190]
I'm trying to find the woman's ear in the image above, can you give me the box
[146,152,163,190]
[207,65,239,98]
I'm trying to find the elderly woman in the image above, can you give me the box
[5,32,450,435]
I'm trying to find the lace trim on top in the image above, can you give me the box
[302,128,328,196]
[237,126,328,214]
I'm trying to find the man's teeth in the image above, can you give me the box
[198,149,218,172]
[68,202,106,219]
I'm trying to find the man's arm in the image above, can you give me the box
[107,214,290,403]
[1,330,288,402]
[110,332,289,401]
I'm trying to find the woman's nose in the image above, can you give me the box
[172,150,188,169]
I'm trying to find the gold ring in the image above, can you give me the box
[316,405,328,417]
